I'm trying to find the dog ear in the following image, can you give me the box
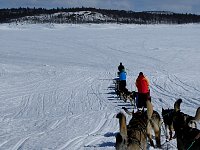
[161,108,164,114]
[116,113,123,119]
[177,99,182,104]
[194,107,200,121]
[122,107,126,110]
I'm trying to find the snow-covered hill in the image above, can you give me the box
[13,11,115,24]
[5,8,200,25]
[0,23,199,150]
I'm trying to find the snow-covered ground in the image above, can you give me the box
[0,23,199,150]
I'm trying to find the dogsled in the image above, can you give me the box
[114,78,138,107]
[114,78,152,110]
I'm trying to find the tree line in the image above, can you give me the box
[1,7,200,24]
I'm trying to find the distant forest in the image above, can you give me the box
[1,7,200,24]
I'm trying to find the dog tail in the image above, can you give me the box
[116,112,127,138]
[146,99,153,120]
[174,98,182,112]
[194,107,200,121]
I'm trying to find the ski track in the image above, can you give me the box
[56,135,87,150]
[151,71,200,109]
[11,136,30,150]
[56,113,113,150]
[0,140,9,148]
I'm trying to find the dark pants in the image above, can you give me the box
[119,80,126,92]
[136,92,150,108]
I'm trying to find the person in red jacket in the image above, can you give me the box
[135,72,150,108]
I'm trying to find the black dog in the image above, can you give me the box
[171,99,200,150]
[173,110,200,150]
[162,99,199,141]
[162,108,174,140]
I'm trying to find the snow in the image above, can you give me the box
[0,23,200,150]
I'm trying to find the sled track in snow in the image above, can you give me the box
[152,72,200,105]
[56,113,115,150]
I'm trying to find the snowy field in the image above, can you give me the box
[0,23,200,150]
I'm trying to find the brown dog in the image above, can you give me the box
[116,100,161,150]
[123,100,161,148]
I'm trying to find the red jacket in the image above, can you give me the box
[136,75,149,93]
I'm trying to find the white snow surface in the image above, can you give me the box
[0,23,200,150]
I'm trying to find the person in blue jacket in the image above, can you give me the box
[119,69,127,92]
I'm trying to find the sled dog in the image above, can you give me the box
[116,100,161,150]
[162,108,174,140]
[173,99,200,150]
[162,99,200,140]
[121,90,137,106]
[122,103,161,148]
[124,91,137,106]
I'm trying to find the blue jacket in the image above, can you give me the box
[119,71,126,81]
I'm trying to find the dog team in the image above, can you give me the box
[115,62,200,150]
[115,62,151,109]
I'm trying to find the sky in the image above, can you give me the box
[0,0,200,15]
